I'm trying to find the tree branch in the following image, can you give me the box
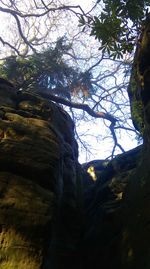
[110,122,125,158]
[0,5,84,18]
[11,13,37,53]
[36,89,117,125]
[0,36,21,56]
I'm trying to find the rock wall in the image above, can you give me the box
[81,145,143,269]
[0,81,82,269]
[0,73,150,269]
[80,17,150,269]
[80,95,149,269]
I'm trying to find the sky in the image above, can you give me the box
[69,0,93,9]
[65,0,140,163]
[0,0,141,163]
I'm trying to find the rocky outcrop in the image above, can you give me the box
[80,16,150,269]
[81,144,143,269]
[0,80,82,269]
[0,71,150,269]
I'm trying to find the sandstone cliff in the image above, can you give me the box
[0,78,150,269]
[0,80,82,269]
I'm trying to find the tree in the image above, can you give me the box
[0,0,147,160]
[81,0,150,58]
[0,0,86,56]
[80,0,150,136]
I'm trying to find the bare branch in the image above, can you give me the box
[11,13,37,53]
[0,0,139,160]
[0,4,84,18]
[0,36,21,56]
[110,122,125,158]
[35,89,117,125]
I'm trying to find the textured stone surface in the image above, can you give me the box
[0,82,81,269]
[81,145,143,269]
[1,70,150,269]
[80,17,150,269]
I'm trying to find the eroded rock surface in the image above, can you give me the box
[0,81,81,269]
[81,144,143,269]
[0,77,150,269]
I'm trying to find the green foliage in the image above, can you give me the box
[0,38,94,99]
[81,0,150,58]
[132,99,144,133]
[127,59,144,134]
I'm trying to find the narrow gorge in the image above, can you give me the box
[0,75,150,269]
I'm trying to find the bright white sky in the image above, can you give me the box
[69,0,93,9]
[0,0,140,163]
[67,0,140,163]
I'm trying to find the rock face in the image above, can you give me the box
[0,81,82,269]
[81,145,143,269]
[80,17,150,269]
[0,69,150,269]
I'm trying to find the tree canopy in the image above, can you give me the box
[81,0,150,58]
[0,38,93,99]
[0,0,148,161]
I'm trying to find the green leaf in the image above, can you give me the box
[79,15,85,26]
